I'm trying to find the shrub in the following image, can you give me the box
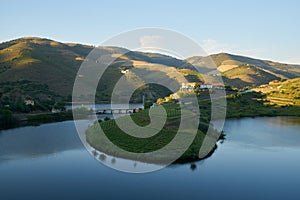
[104,116,110,121]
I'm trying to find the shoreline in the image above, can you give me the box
[1,105,300,129]
[0,109,90,130]
[1,109,299,164]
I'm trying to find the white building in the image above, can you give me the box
[181,82,197,91]
[24,99,35,106]
[212,84,225,90]
[199,84,213,89]
[121,69,129,74]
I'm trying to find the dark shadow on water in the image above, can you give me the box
[190,163,197,171]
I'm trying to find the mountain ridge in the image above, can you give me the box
[0,37,299,110]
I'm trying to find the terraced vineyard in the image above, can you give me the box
[254,78,300,107]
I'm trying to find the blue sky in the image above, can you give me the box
[1,0,300,63]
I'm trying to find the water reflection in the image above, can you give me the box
[90,148,161,172]
[1,117,299,167]
[223,117,300,149]
[99,154,106,161]
[190,163,197,171]
[0,117,300,200]
[264,116,300,126]
[0,121,83,162]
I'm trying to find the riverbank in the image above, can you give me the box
[0,107,91,130]
[225,92,300,118]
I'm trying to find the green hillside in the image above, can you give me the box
[186,53,300,78]
[0,37,299,112]
[254,78,300,107]
[186,53,300,88]
[0,37,92,95]
[225,78,300,118]
[0,37,197,111]
[222,64,280,88]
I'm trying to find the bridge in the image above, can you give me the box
[68,96,145,115]
[94,107,142,114]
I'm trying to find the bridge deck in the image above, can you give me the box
[94,107,142,114]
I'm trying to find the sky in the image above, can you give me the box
[1,0,300,63]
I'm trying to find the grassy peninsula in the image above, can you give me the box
[86,103,222,164]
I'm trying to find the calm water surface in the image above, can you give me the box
[0,117,300,200]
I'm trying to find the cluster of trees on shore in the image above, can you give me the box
[0,109,18,129]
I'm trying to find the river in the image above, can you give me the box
[0,117,299,200]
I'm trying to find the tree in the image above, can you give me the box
[280,78,287,82]
[53,102,66,111]
[0,109,18,128]
[236,92,242,98]
[144,99,153,109]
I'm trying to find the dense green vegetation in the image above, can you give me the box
[254,78,300,107]
[0,80,65,112]
[86,103,222,163]
[0,109,18,129]
[0,107,90,130]
[26,111,74,125]
[26,107,90,125]
[226,92,300,118]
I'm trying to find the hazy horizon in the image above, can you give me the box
[1,0,300,64]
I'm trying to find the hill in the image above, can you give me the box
[186,53,300,77]
[186,53,300,87]
[0,37,199,111]
[0,37,299,112]
[222,64,280,88]
[0,37,92,95]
